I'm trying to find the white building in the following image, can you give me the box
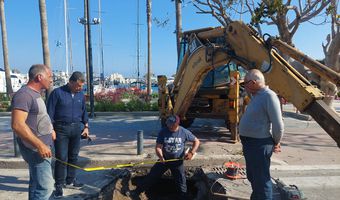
[107,73,126,84]
[53,70,68,87]
[0,69,27,93]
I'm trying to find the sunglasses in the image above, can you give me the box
[244,80,253,85]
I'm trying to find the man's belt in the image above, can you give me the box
[54,121,80,125]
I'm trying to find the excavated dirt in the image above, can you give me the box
[110,167,208,200]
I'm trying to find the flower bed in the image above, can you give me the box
[91,87,158,112]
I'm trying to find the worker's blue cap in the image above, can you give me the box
[166,115,180,126]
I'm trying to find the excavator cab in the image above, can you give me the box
[159,33,247,142]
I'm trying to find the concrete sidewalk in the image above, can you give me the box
[0,100,339,199]
[0,113,245,200]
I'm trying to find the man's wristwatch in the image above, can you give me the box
[84,125,89,129]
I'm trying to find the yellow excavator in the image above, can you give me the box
[158,21,340,147]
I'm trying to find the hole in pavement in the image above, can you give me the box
[109,167,209,200]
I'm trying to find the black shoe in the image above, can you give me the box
[65,179,84,188]
[126,189,142,199]
[53,184,63,199]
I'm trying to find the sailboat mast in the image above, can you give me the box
[67,11,73,74]
[98,0,104,86]
[136,0,140,89]
[64,0,69,76]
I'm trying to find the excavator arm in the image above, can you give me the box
[159,21,340,147]
[223,22,340,147]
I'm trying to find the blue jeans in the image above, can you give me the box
[240,136,274,200]
[54,122,81,185]
[17,138,54,200]
[141,160,187,200]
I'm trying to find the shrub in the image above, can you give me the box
[0,93,10,101]
[89,88,159,112]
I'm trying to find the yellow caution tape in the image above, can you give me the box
[52,156,183,172]
[53,157,83,170]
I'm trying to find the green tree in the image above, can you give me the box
[192,0,339,107]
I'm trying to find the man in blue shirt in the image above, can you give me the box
[130,115,200,200]
[47,71,89,198]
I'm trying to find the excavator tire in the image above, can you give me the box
[161,118,167,128]
[180,118,195,128]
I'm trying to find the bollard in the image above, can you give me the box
[137,130,144,155]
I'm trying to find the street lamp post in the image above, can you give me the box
[78,0,100,118]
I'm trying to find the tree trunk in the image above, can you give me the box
[146,0,152,99]
[322,32,340,108]
[38,0,52,97]
[175,0,182,61]
[325,33,340,72]
[0,0,13,96]
[321,0,339,108]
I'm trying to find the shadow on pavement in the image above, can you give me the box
[0,175,28,192]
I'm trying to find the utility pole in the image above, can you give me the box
[86,0,95,118]
[79,0,96,118]
[79,0,99,118]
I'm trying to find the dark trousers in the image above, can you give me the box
[140,160,187,200]
[241,136,274,200]
[54,122,81,185]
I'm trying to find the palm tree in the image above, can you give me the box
[175,0,182,60]
[38,0,52,96]
[0,0,13,96]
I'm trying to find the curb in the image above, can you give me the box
[283,111,312,121]
[0,111,160,117]
[0,112,11,116]
[92,111,159,117]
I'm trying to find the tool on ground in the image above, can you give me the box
[272,177,306,200]
[224,161,243,180]
[52,156,183,172]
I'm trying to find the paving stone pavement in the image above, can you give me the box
[0,100,339,199]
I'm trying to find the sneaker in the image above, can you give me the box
[53,184,63,199]
[126,188,142,199]
[65,179,84,188]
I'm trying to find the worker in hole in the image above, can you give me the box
[130,114,200,200]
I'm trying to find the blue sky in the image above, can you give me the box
[0,0,333,78]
